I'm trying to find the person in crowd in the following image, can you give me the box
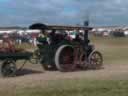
[1,33,15,52]
[37,29,49,45]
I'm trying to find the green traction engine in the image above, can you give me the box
[29,23,103,72]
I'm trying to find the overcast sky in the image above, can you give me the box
[0,0,128,27]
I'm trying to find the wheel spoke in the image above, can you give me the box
[1,61,16,77]
[88,51,103,69]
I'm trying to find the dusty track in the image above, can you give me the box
[0,63,128,89]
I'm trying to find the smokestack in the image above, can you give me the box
[84,20,89,26]
[83,20,89,51]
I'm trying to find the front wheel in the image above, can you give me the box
[55,45,76,72]
[88,50,103,69]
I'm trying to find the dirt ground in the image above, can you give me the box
[1,37,128,89]
[0,63,128,89]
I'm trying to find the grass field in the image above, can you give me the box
[91,36,128,64]
[3,36,128,96]
[16,80,128,96]
[13,36,128,96]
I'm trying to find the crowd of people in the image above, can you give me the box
[0,31,39,46]
[0,29,85,48]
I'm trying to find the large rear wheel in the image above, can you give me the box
[55,45,76,72]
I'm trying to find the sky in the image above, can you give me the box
[0,0,128,27]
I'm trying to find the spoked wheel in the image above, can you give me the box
[88,50,103,69]
[0,60,17,77]
[55,45,76,72]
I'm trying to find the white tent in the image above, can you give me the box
[0,30,17,34]
[25,30,41,33]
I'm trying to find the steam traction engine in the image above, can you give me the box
[29,23,103,72]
